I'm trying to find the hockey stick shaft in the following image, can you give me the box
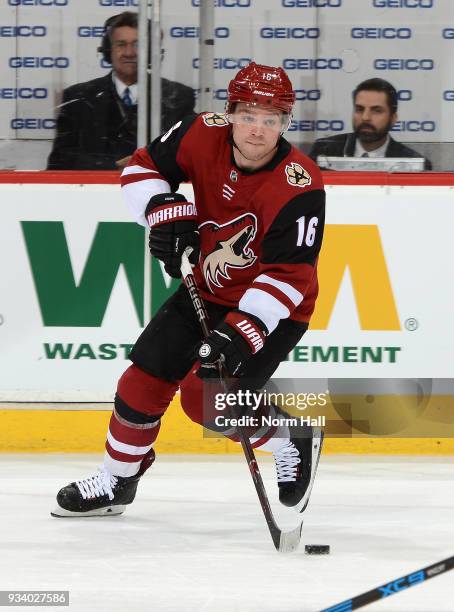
[180,250,301,552]
[321,555,454,611]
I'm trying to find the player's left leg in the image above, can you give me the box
[180,317,323,512]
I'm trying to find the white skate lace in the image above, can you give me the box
[273,441,301,483]
[76,468,118,501]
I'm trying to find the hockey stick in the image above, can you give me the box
[320,555,454,611]
[180,249,303,552]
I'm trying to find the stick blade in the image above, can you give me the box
[277,520,304,553]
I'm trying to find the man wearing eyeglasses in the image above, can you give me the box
[47,11,195,170]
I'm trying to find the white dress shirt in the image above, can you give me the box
[354,136,390,158]
[112,74,138,105]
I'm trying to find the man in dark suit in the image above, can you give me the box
[47,12,195,170]
[309,78,432,170]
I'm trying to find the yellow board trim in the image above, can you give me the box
[1,400,454,454]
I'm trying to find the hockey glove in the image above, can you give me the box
[197,310,268,379]
[145,193,199,278]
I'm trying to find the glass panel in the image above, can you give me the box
[0,1,452,171]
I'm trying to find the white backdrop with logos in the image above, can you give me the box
[0,0,452,154]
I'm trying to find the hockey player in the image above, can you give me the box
[52,62,326,518]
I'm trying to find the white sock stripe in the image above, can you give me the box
[103,453,142,478]
[107,430,153,456]
[254,274,304,306]
[254,436,290,453]
[249,423,270,441]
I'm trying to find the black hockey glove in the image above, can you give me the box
[197,310,268,379]
[145,193,199,278]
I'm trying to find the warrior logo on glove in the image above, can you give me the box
[146,200,197,228]
[197,310,267,379]
[200,213,257,292]
[146,193,200,279]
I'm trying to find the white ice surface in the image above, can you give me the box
[0,454,453,612]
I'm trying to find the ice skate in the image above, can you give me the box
[274,427,323,513]
[51,449,155,517]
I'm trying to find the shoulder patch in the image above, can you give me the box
[285,162,312,188]
[202,112,229,127]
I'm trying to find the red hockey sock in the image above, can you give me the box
[104,409,160,477]
[104,365,178,477]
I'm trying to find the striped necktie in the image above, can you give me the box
[122,87,134,107]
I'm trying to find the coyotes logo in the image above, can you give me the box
[199,213,257,292]
[202,112,229,127]
[285,162,312,188]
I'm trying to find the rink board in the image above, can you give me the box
[1,172,454,453]
[1,399,454,455]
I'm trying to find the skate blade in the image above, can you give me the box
[50,504,126,518]
[294,427,324,514]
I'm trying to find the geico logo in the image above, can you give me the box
[374,58,434,70]
[261,27,320,39]
[444,90,454,101]
[282,0,342,6]
[397,89,412,100]
[170,27,230,38]
[192,57,251,69]
[9,57,69,68]
[372,0,433,7]
[99,0,138,6]
[0,87,47,99]
[191,0,251,6]
[351,27,411,38]
[11,118,56,129]
[288,119,344,131]
[0,26,46,37]
[283,58,342,69]
[214,88,228,100]
[442,28,454,39]
[295,89,322,100]
[391,120,436,132]
[8,0,67,4]
[78,27,105,38]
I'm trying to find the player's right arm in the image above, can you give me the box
[120,115,199,277]
[120,115,196,225]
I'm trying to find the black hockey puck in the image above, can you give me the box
[305,544,330,555]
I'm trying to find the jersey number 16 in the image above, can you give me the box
[296,215,318,247]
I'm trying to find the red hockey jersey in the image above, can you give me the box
[121,112,325,334]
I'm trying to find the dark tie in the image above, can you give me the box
[122,87,134,107]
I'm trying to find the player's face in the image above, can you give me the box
[230,103,283,170]
[352,90,397,148]
[110,26,138,86]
